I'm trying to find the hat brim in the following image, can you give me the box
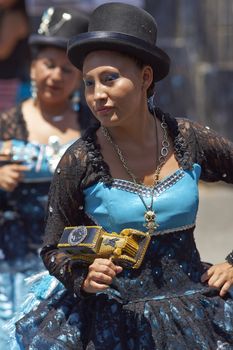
[67,31,170,82]
[29,34,67,50]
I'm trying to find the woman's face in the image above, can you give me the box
[31,47,81,105]
[83,50,150,127]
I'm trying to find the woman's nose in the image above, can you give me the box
[51,67,63,80]
[93,82,107,100]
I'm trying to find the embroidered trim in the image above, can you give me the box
[111,169,184,198]
[126,286,211,304]
[151,223,195,236]
[21,177,52,183]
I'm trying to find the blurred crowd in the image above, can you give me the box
[1,0,139,112]
[0,2,94,347]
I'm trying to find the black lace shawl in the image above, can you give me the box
[0,102,95,141]
[40,108,233,298]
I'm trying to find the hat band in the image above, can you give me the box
[69,31,158,54]
[29,35,68,49]
[68,30,170,82]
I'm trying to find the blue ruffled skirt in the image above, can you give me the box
[0,257,44,349]
[9,233,233,350]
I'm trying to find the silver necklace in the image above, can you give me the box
[101,115,170,234]
[52,115,64,122]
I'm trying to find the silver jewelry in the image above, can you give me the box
[101,114,170,234]
[71,90,81,112]
[38,7,54,35]
[31,80,37,100]
[38,7,72,36]
[52,115,64,122]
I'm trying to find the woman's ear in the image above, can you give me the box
[141,65,153,91]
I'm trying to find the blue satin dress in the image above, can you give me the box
[11,163,233,349]
[0,137,75,349]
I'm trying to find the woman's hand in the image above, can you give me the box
[201,262,233,297]
[82,258,123,294]
[0,164,28,192]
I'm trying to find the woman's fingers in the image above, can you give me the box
[90,259,117,278]
[115,265,123,274]
[91,258,123,276]
[91,271,113,284]
[201,267,214,282]
[82,258,123,293]
[201,262,233,296]
[5,180,18,192]
[10,164,29,171]
[0,164,29,191]
[87,279,110,291]
[95,258,122,270]
[219,281,232,297]
[207,274,227,290]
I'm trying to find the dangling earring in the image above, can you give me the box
[71,90,81,112]
[148,93,156,109]
[30,79,37,100]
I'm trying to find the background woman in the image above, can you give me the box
[0,6,92,348]
[14,3,233,349]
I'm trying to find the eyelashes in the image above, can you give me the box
[83,79,94,87]
[42,61,73,74]
[83,72,120,87]
[104,73,120,81]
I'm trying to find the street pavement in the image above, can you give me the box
[195,182,233,264]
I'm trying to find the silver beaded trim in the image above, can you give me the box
[111,169,184,198]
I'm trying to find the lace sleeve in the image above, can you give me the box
[0,105,28,140]
[40,140,92,298]
[187,120,233,183]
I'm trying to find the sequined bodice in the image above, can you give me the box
[84,164,201,235]
[0,138,76,263]
[0,138,75,183]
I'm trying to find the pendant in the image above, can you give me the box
[144,210,159,234]
[52,115,64,122]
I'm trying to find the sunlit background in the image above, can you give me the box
[27,0,233,140]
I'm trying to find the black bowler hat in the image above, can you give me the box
[29,7,89,50]
[67,2,170,82]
